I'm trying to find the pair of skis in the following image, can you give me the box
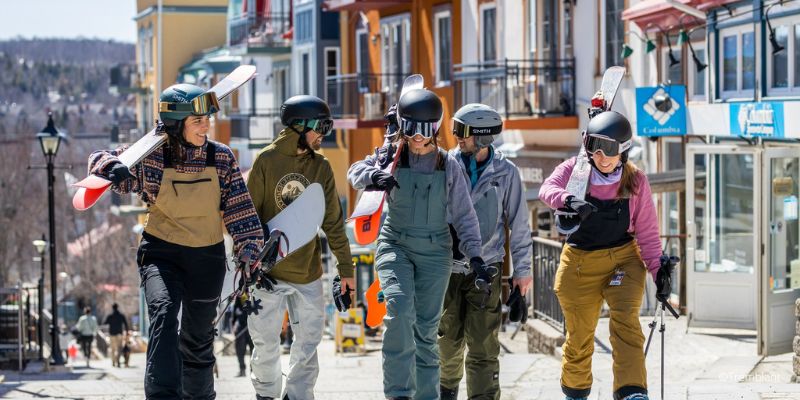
[71,65,258,211]
[555,66,626,234]
[348,74,423,328]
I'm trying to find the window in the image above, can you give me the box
[434,10,452,85]
[663,47,683,85]
[481,5,497,62]
[301,52,310,95]
[719,26,756,99]
[528,0,537,59]
[324,47,340,104]
[296,10,313,43]
[690,47,707,99]
[381,14,411,97]
[563,1,573,58]
[766,16,800,96]
[356,28,370,91]
[542,0,554,57]
[604,0,625,68]
[795,26,800,87]
[772,25,789,89]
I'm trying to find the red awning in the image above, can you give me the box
[622,0,736,29]
[323,0,410,12]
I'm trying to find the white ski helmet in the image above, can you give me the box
[452,103,503,149]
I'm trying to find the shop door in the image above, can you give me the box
[761,147,800,355]
[686,145,758,329]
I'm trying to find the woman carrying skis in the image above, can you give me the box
[348,88,489,400]
[86,83,264,399]
[539,111,662,400]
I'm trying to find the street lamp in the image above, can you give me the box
[32,236,46,361]
[36,113,66,365]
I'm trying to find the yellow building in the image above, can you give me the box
[133,0,229,135]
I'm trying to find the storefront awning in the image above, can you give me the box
[323,0,410,12]
[622,0,734,29]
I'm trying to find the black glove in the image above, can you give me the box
[505,278,528,323]
[565,195,597,221]
[656,255,677,302]
[332,275,352,312]
[370,170,400,194]
[108,162,134,185]
[384,103,399,136]
[469,257,498,292]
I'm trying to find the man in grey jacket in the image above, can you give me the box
[439,104,533,400]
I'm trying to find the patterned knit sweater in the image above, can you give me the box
[88,138,264,260]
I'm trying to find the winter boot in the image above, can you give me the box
[440,385,458,400]
[619,395,649,400]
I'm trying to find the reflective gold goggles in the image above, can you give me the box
[158,92,221,116]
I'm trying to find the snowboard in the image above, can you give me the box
[219,183,325,304]
[72,65,258,211]
[349,74,423,245]
[556,66,625,235]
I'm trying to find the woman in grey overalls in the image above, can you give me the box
[348,88,488,400]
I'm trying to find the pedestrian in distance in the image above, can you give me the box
[86,83,265,399]
[76,306,98,368]
[539,111,663,400]
[439,104,533,400]
[104,303,129,368]
[348,88,489,400]
[245,95,355,400]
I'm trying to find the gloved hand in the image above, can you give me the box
[565,195,597,221]
[384,103,399,136]
[505,278,528,323]
[469,257,498,292]
[108,162,135,185]
[371,170,400,194]
[656,255,676,302]
[332,275,352,312]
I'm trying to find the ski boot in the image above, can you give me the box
[619,395,648,400]
[440,385,458,400]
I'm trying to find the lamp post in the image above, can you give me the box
[36,113,65,365]
[32,236,46,361]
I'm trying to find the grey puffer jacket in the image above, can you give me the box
[450,147,533,278]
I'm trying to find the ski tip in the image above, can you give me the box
[72,186,108,211]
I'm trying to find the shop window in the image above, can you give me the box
[434,9,452,86]
[719,26,756,100]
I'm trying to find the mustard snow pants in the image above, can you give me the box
[554,240,648,399]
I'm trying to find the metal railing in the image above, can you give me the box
[325,73,408,121]
[228,13,291,48]
[0,284,34,370]
[453,58,575,118]
[229,109,282,143]
[532,236,565,332]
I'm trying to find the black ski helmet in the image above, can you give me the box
[584,111,633,162]
[397,88,443,138]
[280,95,332,132]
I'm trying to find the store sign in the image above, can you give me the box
[729,102,785,138]
[511,157,564,190]
[635,85,687,137]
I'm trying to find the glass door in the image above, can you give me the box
[761,147,800,355]
[686,145,758,329]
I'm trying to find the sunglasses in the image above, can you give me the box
[400,119,439,139]
[452,120,503,138]
[294,119,334,136]
[585,134,631,157]
[158,92,221,116]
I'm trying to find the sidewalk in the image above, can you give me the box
[1,317,798,399]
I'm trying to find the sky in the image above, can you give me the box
[0,0,138,43]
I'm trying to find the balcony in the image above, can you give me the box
[229,109,282,147]
[228,13,291,52]
[453,59,576,125]
[325,73,407,129]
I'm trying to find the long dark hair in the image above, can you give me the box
[617,160,640,198]
[160,119,187,166]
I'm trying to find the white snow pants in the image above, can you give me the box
[247,278,324,399]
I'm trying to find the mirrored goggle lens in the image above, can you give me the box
[158,92,221,116]
[586,135,620,157]
[300,119,334,136]
[401,119,438,139]
[452,120,502,138]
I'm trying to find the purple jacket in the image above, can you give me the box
[539,157,661,279]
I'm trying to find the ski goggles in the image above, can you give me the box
[452,120,503,138]
[293,118,334,136]
[585,134,632,157]
[400,119,440,139]
[158,92,221,116]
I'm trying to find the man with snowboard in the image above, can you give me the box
[439,104,533,400]
[246,95,355,400]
